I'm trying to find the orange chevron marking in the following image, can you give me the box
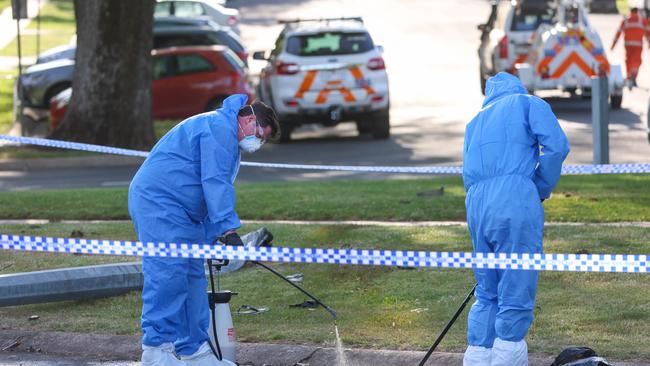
[294,70,317,99]
[550,51,595,79]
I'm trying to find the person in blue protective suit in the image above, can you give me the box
[128,94,280,366]
[462,72,569,366]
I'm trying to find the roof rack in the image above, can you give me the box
[278,16,364,25]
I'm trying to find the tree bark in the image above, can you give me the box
[50,0,155,150]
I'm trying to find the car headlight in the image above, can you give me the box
[21,72,46,86]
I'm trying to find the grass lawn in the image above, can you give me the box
[0,175,648,222]
[0,222,649,359]
[0,0,10,12]
[0,0,75,58]
[0,71,16,134]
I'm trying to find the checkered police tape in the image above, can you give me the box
[1,135,649,175]
[1,234,648,273]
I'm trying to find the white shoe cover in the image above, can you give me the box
[180,341,237,366]
[463,345,491,366]
[141,343,186,366]
[490,338,528,366]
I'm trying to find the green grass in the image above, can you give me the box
[0,0,75,58]
[0,71,16,134]
[0,0,10,12]
[0,222,649,359]
[0,175,648,222]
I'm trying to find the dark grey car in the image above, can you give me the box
[17,59,75,108]
[34,18,245,64]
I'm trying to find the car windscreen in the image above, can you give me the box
[154,33,218,49]
[285,32,374,56]
[510,1,556,31]
[213,31,244,53]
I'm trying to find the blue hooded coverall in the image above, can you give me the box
[463,73,569,348]
[128,94,247,356]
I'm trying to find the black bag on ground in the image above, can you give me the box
[551,347,613,366]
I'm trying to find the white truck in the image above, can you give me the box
[516,0,625,108]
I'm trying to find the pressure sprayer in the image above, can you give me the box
[206,258,238,365]
[206,227,337,364]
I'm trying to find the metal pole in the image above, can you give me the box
[36,0,41,55]
[16,17,23,135]
[647,96,650,144]
[16,18,22,77]
[591,76,609,164]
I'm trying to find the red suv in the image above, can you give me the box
[50,45,254,127]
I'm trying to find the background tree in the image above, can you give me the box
[51,0,155,149]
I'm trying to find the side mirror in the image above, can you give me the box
[252,51,268,60]
[376,45,384,53]
[477,24,487,32]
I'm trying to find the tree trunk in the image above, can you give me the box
[50,0,155,150]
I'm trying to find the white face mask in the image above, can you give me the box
[238,106,264,153]
[239,135,263,153]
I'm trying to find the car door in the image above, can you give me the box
[153,53,217,119]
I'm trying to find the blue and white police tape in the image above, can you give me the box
[1,234,648,273]
[2,135,650,175]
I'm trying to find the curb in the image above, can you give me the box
[1,219,650,228]
[0,156,144,171]
[0,329,647,366]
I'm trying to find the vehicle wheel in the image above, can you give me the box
[279,121,292,143]
[43,83,71,108]
[371,109,390,140]
[610,94,622,109]
[356,119,372,135]
[205,96,226,112]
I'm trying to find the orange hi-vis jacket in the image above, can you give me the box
[612,12,650,48]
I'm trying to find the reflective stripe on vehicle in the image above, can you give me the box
[535,28,610,78]
[550,51,595,78]
[315,80,356,104]
[293,65,375,104]
[624,40,643,46]
[349,66,375,95]
[294,70,317,98]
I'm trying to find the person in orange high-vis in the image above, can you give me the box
[611,7,650,88]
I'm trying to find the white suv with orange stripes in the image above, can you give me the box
[253,17,389,142]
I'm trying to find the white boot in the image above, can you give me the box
[463,345,492,366]
[141,343,186,366]
[490,338,528,366]
[180,341,237,366]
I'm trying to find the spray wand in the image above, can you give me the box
[252,260,337,320]
[252,228,337,320]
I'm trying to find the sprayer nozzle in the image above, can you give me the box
[326,307,337,320]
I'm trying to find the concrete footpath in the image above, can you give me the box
[1,329,648,366]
